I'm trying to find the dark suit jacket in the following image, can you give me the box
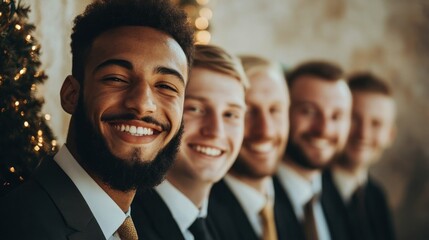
[208,179,289,240]
[272,174,354,240]
[0,157,105,240]
[323,170,396,240]
[131,188,220,240]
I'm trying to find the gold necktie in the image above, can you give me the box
[303,196,319,240]
[260,200,278,240]
[117,216,138,240]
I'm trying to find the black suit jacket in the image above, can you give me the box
[272,173,354,240]
[323,170,396,240]
[0,157,105,240]
[132,188,220,240]
[208,179,289,240]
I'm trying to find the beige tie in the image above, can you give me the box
[260,200,278,240]
[117,216,138,240]
[303,196,319,240]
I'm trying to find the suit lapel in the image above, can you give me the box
[273,175,306,240]
[209,180,259,240]
[321,170,354,240]
[132,189,185,240]
[34,158,105,240]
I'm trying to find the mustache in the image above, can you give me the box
[101,113,171,132]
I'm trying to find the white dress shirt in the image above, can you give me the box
[277,163,332,240]
[54,145,127,240]
[155,180,208,240]
[223,174,275,237]
[332,168,368,203]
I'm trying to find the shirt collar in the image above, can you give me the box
[224,174,275,219]
[54,145,126,240]
[155,180,205,234]
[332,168,367,202]
[277,163,322,219]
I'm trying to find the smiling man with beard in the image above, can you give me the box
[0,0,194,239]
[274,60,353,240]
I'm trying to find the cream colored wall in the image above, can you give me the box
[26,0,429,238]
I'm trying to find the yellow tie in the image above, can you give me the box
[260,200,278,240]
[117,216,138,240]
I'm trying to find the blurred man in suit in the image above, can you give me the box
[209,56,290,240]
[274,60,353,240]
[0,0,194,239]
[326,72,396,240]
[132,44,249,240]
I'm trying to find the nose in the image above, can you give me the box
[251,109,275,139]
[312,115,334,137]
[353,119,369,140]
[124,81,157,115]
[201,112,225,138]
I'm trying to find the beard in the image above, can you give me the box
[285,138,337,170]
[229,155,274,180]
[73,96,183,192]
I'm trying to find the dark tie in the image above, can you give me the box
[189,217,214,240]
[303,196,319,240]
[117,216,138,240]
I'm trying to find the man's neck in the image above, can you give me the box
[282,157,320,182]
[166,174,212,209]
[92,175,136,213]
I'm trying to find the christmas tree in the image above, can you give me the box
[0,0,57,197]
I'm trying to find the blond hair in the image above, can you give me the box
[193,44,249,89]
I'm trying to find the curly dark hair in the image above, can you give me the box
[286,60,344,87]
[70,0,195,83]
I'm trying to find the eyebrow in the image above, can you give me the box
[186,95,246,109]
[92,59,185,84]
[93,59,133,73]
[155,66,185,85]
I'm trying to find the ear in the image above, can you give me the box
[386,124,397,147]
[60,75,80,114]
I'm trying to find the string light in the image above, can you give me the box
[199,7,212,19]
[19,67,27,75]
[37,130,43,136]
[14,101,20,106]
[195,17,209,30]
[9,167,15,173]
[23,121,29,127]
[15,24,21,30]
[31,84,36,91]
[44,114,51,121]
[34,145,40,151]
[25,34,32,42]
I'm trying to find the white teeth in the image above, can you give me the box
[130,126,137,134]
[114,124,154,136]
[193,145,222,157]
[250,142,274,153]
[309,139,330,148]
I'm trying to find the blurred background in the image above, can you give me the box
[23,0,429,239]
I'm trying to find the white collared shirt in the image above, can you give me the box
[54,146,127,240]
[277,163,331,240]
[223,174,275,237]
[332,168,368,203]
[155,180,208,240]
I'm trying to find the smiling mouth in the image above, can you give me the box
[113,124,157,136]
[190,144,223,157]
[248,142,275,153]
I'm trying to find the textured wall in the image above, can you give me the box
[27,0,428,239]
